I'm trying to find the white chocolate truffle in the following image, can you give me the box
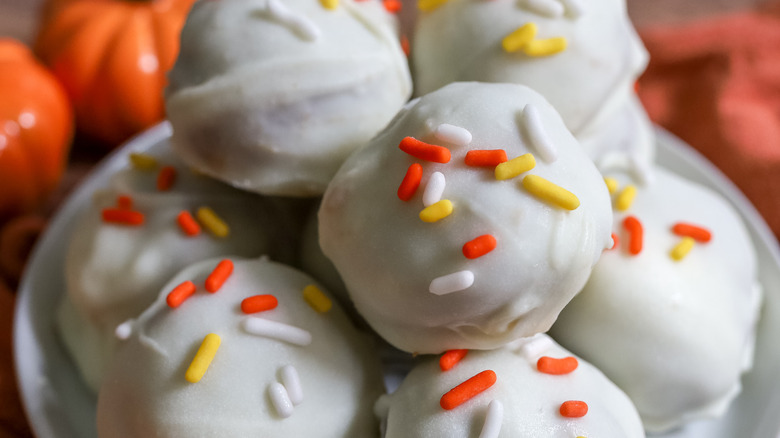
[59,143,293,392]
[549,167,762,432]
[97,257,384,437]
[379,335,644,437]
[412,0,653,181]
[319,82,613,353]
[166,0,412,196]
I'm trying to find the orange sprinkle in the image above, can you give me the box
[537,356,578,375]
[464,150,508,167]
[610,232,619,250]
[462,235,497,259]
[439,349,468,371]
[177,211,201,236]
[398,163,423,201]
[117,195,133,210]
[157,166,177,191]
[383,0,402,12]
[672,222,712,243]
[399,137,451,163]
[241,294,279,314]
[400,34,410,57]
[205,259,233,293]
[623,216,643,255]
[102,208,145,226]
[166,280,196,308]
[560,400,588,418]
[440,370,496,410]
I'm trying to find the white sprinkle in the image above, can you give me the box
[266,0,321,41]
[429,270,475,295]
[519,0,564,17]
[281,365,303,405]
[630,155,654,186]
[423,172,446,207]
[522,104,557,163]
[434,123,472,147]
[114,320,133,340]
[242,317,312,346]
[518,333,553,359]
[559,0,584,18]
[479,400,504,438]
[268,382,294,418]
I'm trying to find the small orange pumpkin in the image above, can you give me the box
[0,39,73,220]
[35,0,196,146]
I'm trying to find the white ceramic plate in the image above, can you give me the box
[14,123,780,438]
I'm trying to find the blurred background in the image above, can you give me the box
[1,0,778,436]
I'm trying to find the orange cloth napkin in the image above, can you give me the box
[637,2,780,239]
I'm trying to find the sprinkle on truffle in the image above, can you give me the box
[672,222,712,242]
[440,370,497,410]
[196,206,230,238]
[205,259,234,293]
[423,172,447,207]
[166,280,197,308]
[521,175,580,210]
[440,349,468,371]
[670,237,695,261]
[398,163,424,201]
[303,284,332,313]
[240,295,279,314]
[420,199,453,223]
[185,333,221,383]
[479,399,504,438]
[429,270,475,295]
[537,356,578,375]
[242,317,312,346]
[559,400,588,418]
[622,216,643,255]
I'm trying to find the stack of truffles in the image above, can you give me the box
[53,0,762,436]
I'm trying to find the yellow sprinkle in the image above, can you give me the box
[129,153,158,171]
[615,184,637,211]
[185,333,221,383]
[495,153,536,180]
[522,175,580,210]
[418,0,449,12]
[502,22,537,53]
[320,0,338,10]
[196,206,230,238]
[604,177,619,195]
[420,199,453,223]
[303,284,332,313]
[670,237,695,261]
[523,37,567,57]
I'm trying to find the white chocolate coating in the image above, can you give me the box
[59,143,293,392]
[167,0,412,196]
[379,335,645,437]
[97,257,384,437]
[412,0,653,181]
[549,167,762,432]
[319,82,613,353]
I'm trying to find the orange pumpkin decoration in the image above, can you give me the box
[35,0,196,146]
[0,39,73,220]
